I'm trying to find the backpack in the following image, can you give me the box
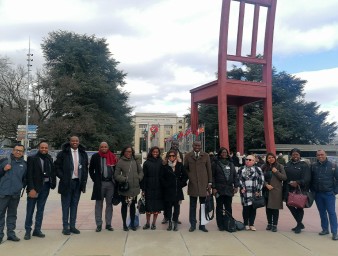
[222,210,237,232]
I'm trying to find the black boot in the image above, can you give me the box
[167,221,172,231]
[173,221,178,231]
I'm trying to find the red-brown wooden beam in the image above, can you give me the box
[236,105,245,154]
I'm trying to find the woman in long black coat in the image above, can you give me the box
[141,146,163,230]
[160,149,188,231]
[212,147,239,231]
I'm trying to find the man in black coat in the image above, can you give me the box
[55,136,88,235]
[89,142,117,232]
[24,142,56,240]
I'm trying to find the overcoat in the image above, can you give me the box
[261,162,287,209]
[26,153,56,193]
[114,156,143,197]
[141,157,163,212]
[54,143,88,195]
[89,152,115,200]
[160,161,188,202]
[184,151,212,197]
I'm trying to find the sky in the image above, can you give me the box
[1,0,338,124]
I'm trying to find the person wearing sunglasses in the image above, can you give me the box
[238,154,264,231]
[161,140,184,225]
[0,144,27,243]
[160,150,188,231]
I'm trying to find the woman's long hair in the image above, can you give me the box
[146,146,161,160]
[262,152,277,171]
[120,145,135,159]
[217,147,230,160]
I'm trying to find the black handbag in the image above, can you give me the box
[305,191,315,208]
[112,184,121,206]
[137,196,146,214]
[112,195,121,206]
[118,161,132,192]
[252,195,265,209]
[222,210,237,232]
[118,181,129,192]
[205,193,215,221]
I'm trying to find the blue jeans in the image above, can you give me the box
[0,195,20,239]
[61,179,81,229]
[24,182,51,232]
[315,191,337,234]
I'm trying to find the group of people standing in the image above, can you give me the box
[214,147,338,241]
[0,137,337,244]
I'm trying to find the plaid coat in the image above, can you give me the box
[238,166,264,206]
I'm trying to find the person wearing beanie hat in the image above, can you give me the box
[284,148,311,234]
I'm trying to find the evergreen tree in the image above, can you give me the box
[39,31,134,149]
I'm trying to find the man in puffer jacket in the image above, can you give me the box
[311,149,338,241]
[0,144,27,243]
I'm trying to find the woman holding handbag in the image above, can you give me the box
[114,146,144,231]
[238,154,264,231]
[261,153,287,232]
[212,147,239,231]
[284,148,311,234]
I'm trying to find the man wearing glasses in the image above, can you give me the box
[0,145,27,243]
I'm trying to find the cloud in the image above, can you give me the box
[274,0,338,54]
[295,68,338,123]
[1,0,338,124]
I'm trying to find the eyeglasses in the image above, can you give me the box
[14,149,24,153]
[169,155,176,157]
[246,159,254,161]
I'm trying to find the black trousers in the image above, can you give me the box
[242,205,257,226]
[121,197,137,227]
[164,201,180,222]
[189,196,206,227]
[266,208,280,225]
[216,195,233,228]
[287,204,304,226]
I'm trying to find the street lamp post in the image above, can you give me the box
[25,38,33,157]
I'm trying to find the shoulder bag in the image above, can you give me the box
[252,168,265,209]
[287,185,308,208]
[252,195,265,209]
[205,192,215,221]
[118,160,132,192]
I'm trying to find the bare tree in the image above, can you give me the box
[0,56,52,143]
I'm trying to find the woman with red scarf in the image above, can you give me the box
[89,142,118,232]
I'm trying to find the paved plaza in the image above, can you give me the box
[1,180,338,256]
